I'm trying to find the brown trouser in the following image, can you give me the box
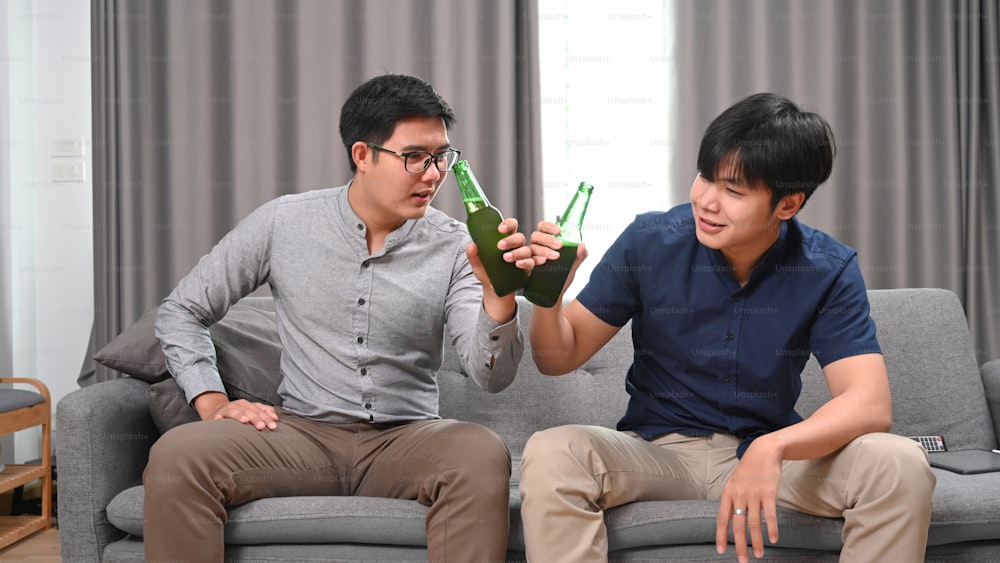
[143,410,511,563]
[520,426,936,563]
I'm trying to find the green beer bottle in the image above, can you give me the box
[523,182,594,308]
[453,160,529,297]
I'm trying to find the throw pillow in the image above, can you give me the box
[94,300,284,433]
[93,306,168,382]
[149,377,201,433]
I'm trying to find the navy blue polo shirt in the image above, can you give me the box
[576,204,880,456]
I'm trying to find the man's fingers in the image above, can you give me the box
[218,400,279,430]
[715,510,730,553]
[748,508,765,559]
[251,402,279,419]
[731,507,749,563]
[765,502,779,544]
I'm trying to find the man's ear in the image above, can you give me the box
[352,141,371,172]
[775,192,805,220]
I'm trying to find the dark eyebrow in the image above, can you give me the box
[399,144,452,153]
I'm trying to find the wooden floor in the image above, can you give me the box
[0,526,61,561]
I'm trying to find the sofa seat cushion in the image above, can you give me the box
[107,467,1000,553]
[927,468,1000,545]
[507,498,845,553]
[108,486,429,546]
[109,484,846,553]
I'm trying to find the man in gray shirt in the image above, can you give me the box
[144,74,531,563]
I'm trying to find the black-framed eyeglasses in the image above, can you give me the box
[365,142,462,174]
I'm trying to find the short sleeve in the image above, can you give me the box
[808,254,881,367]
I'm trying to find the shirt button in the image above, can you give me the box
[365,402,372,409]
[723,376,731,383]
[725,333,734,341]
[362,262,369,269]
[358,298,366,305]
[491,335,499,341]
[369,414,374,422]
[357,223,364,231]
[360,368,367,376]
[357,336,364,344]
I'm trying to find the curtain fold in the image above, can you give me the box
[86,0,541,383]
[672,0,1000,363]
[956,0,1000,366]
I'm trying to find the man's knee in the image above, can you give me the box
[852,433,936,500]
[145,421,221,487]
[436,421,511,484]
[521,425,601,482]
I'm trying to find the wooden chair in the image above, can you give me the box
[0,378,53,550]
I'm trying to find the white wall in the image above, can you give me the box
[3,0,92,462]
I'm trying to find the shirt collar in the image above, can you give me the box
[747,218,791,285]
[336,181,419,247]
[704,218,792,292]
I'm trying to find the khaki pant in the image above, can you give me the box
[143,410,511,563]
[519,426,935,563]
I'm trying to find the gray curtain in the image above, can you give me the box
[85,0,541,383]
[672,0,1000,364]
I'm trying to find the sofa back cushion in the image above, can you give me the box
[796,288,996,450]
[438,299,632,458]
[440,289,997,458]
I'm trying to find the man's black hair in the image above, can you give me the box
[697,93,835,210]
[339,74,457,172]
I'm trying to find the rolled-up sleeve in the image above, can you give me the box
[444,246,523,393]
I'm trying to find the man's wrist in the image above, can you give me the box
[750,431,787,461]
[482,293,517,324]
[193,391,229,420]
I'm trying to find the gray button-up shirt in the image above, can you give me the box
[155,184,523,423]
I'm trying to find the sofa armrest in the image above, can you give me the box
[982,359,1000,446]
[56,377,158,563]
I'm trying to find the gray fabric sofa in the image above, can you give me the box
[57,288,1000,562]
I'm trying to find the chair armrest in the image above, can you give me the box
[0,377,51,401]
[56,377,157,563]
[982,359,1000,446]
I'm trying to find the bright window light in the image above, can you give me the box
[538,0,678,300]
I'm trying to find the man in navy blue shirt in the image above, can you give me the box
[519,93,935,563]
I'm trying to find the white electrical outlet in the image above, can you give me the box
[53,161,86,182]
[52,136,86,157]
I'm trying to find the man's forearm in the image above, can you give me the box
[528,304,580,375]
[482,292,517,325]
[753,390,892,462]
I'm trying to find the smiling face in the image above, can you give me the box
[349,115,453,233]
[690,156,803,279]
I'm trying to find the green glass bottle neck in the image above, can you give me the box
[452,160,493,214]
[555,183,593,243]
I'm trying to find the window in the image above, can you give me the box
[538,1,679,300]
